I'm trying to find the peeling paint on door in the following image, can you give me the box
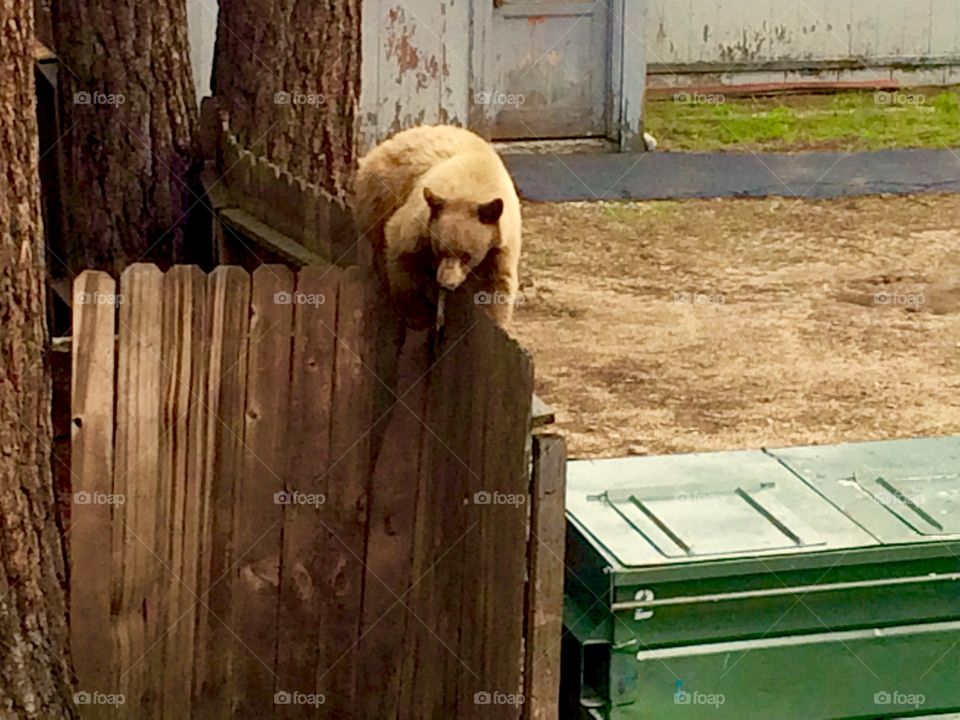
[484,0,611,139]
[359,0,469,150]
[358,0,643,151]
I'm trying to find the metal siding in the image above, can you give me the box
[647,0,960,67]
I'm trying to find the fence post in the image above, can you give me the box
[525,434,567,720]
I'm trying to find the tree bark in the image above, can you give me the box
[51,0,199,276]
[213,0,362,196]
[0,1,76,716]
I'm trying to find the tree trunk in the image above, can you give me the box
[51,0,199,276]
[0,1,76,716]
[213,0,362,196]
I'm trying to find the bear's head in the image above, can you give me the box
[423,187,504,291]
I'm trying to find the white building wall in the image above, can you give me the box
[646,0,960,84]
[187,0,218,104]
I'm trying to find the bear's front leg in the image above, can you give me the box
[471,246,519,329]
[484,274,518,328]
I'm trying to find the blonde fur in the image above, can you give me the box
[352,125,522,328]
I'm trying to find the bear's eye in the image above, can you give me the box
[460,252,472,265]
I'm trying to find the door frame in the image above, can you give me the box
[468,0,647,150]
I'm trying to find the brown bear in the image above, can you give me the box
[353,125,522,329]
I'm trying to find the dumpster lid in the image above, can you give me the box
[566,450,877,569]
[769,435,960,543]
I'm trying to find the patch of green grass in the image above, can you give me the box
[644,88,960,152]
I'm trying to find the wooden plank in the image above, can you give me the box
[316,265,378,716]
[159,266,208,720]
[356,328,432,719]
[396,327,441,717]
[70,271,117,720]
[524,435,567,720]
[403,340,447,717]
[328,200,356,265]
[531,395,555,429]
[645,78,900,97]
[402,291,483,718]
[481,322,534,719]
[302,190,329,259]
[503,336,535,715]
[193,266,250,719]
[433,292,481,714]
[455,309,496,720]
[220,208,330,268]
[231,266,294,717]
[112,263,164,716]
[275,265,340,718]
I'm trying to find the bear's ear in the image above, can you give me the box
[478,198,503,225]
[423,187,445,219]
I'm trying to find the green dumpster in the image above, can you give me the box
[562,436,960,719]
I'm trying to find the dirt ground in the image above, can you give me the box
[511,194,960,459]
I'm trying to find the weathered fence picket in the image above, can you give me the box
[69,271,116,720]
[159,265,208,720]
[525,434,568,720]
[113,264,164,717]
[230,266,292,717]
[69,264,561,719]
[195,266,249,720]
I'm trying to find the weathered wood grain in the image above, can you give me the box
[67,263,552,718]
[70,271,117,720]
[455,308,495,720]
[317,265,378,716]
[357,328,431,720]
[193,266,250,719]
[432,291,480,715]
[275,265,340,718]
[231,266,294,716]
[113,264,164,716]
[525,434,567,720]
[482,319,534,720]
[159,266,208,720]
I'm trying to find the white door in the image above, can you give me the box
[475,0,614,140]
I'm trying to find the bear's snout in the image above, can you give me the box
[437,257,468,290]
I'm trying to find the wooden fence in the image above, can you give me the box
[68,263,565,719]
[198,99,357,270]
